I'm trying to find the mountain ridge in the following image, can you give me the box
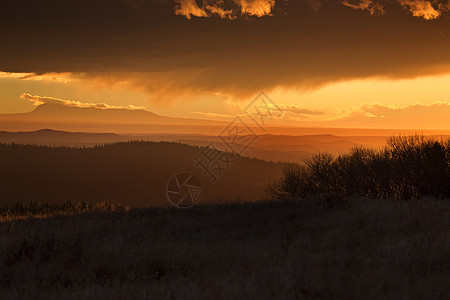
[0,103,231,133]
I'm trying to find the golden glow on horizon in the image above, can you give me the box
[274,74,450,113]
[1,71,450,129]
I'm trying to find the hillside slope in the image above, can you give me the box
[0,141,286,206]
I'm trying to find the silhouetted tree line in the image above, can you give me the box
[0,201,129,218]
[0,141,284,206]
[267,136,450,201]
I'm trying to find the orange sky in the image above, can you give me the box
[1,0,450,130]
[1,71,449,130]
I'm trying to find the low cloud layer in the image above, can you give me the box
[20,94,144,110]
[331,102,450,129]
[279,104,324,116]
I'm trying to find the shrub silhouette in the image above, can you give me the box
[267,135,450,201]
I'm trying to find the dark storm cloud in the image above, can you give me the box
[1,0,450,101]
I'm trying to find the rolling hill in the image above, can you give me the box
[0,129,391,163]
[0,141,287,206]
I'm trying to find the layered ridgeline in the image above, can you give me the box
[0,142,286,207]
[0,128,391,163]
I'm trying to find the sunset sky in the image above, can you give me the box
[1,0,450,130]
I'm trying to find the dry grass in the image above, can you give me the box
[1,197,449,299]
[0,201,130,222]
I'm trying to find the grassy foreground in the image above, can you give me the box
[1,198,449,299]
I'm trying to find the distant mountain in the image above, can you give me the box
[0,104,228,133]
[1,103,229,125]
[0,129,126,146]
[2,103,449,136]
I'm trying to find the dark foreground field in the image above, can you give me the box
[1,198,449,299]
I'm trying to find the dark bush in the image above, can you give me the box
[267,135,450,201]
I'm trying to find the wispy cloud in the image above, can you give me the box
[20,93,145,110]
[342,0,385,15]
[175,0,209,19]
[190,111,241,118]
[398,0,442,20]
[279,104,324,115]
[0,72,75,83]
[342,0,448,20]
[235,0,275,17]
[329,102,450,129]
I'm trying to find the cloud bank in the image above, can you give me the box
[1,0,450,103]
